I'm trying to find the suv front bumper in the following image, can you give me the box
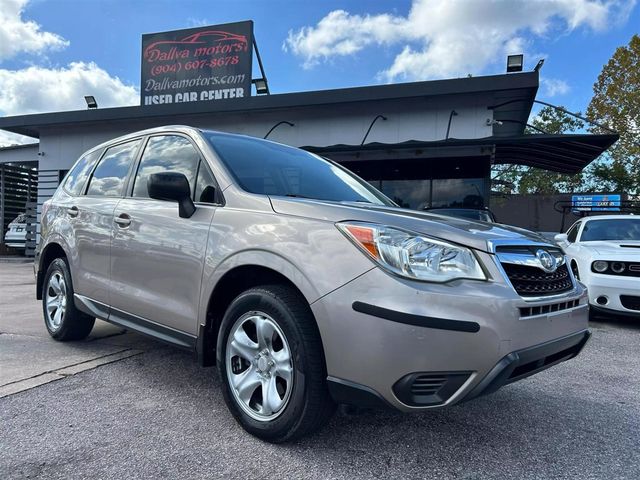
[311,266,589,411]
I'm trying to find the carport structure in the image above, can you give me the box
[0,144,39,255]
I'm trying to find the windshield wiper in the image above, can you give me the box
[283,193,314,199]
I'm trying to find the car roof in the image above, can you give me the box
[84,125,290,157]
[582,214,639,222]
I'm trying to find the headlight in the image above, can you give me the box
[592,260,609,273]
[336,222,486,282]
[611,262,625,273]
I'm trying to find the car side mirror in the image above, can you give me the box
[554,233,569,244]
[148,172,196,218]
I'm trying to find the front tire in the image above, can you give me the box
[42,258,95,341]
[218,284,335,442]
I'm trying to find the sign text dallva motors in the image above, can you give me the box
[141,21,253,105]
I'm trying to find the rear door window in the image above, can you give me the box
[86,140,141,197]
[64,150,101,195]
[132,135,200,198]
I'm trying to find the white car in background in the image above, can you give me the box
[4,213,27,251]
[555,215,640,319]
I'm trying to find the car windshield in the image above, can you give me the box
[580,218,640,241]
[205,132,394,206]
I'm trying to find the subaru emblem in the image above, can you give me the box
[536,249,557,273]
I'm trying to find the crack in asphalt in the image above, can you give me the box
[0,348,142,388]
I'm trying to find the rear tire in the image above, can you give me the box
[218,284,335,442]
[42,258,95,341]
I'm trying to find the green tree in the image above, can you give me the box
[491,106,585,194]
[586,34,640,195]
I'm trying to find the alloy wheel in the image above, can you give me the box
[226,311,294,421]
[45,272,67,331]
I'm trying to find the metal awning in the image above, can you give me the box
[303,133,619,174]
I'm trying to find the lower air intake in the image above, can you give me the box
[393,372,471,406]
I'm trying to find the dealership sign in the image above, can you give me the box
[141,21,253,105]
[571,194,621,212]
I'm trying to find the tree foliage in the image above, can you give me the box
[492,34,640,196]
[586,34,640,195]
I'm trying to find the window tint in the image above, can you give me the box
[581,219,640,241]
[132,135,200,198]
[64,150,101,195]
[195,161,217,203]
[567,222,580,242]
[206,133,393,206]
[86,141,140,197]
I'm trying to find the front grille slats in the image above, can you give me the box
[519,299,581,318]
[501,263,573,297]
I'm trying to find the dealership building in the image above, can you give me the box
[0,24,618,255]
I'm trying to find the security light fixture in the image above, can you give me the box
[253,78,269,95]
[506,54,524,73]
[84,96,98,109]
[534,59,545,72]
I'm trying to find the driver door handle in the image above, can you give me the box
[66,206,79,217]
[114,214,131,228]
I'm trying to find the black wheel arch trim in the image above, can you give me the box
[352,301,481,333]
[326,376,395,410]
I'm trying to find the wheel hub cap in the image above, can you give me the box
[226,311,294,422]
[257,355,269,373]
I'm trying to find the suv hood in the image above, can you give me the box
[269,197,551,253]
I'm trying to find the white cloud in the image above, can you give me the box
[0,0,69,61]
[284,0,636,81]
[0,62,138,116]
[541,77,571,97]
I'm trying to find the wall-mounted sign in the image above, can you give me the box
[572,194,621,212]
[141,21,253,106]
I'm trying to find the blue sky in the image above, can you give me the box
[0,0,638,144]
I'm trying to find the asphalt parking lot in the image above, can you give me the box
[1,262,639,479]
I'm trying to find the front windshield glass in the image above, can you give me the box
[206,133,394,206]
[580,218,640,241]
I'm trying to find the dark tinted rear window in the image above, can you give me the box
[206,133,392,205]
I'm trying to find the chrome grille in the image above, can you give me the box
[496,245,575,298]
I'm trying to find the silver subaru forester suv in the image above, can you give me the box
[36,126,590,442]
